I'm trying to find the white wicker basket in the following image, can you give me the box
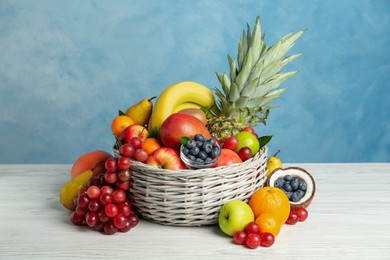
[114,146,268,226]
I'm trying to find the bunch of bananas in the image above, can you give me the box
[146,81,215,131]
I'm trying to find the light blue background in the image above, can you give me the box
[1,0,389,163]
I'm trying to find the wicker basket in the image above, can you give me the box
[114,146,268,226]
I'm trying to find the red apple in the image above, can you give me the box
[145,147,187,170]
[159,113,211,150]
[120,124,149,144]
[213,148,242,168]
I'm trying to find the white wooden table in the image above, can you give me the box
[0,164,389,259]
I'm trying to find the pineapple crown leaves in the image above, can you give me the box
[214,16,306,125]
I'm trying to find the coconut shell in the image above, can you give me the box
[266,167,316,211]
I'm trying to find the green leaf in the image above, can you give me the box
[200,106,209,114]
[258,135,272,148]
[148,126,159,139]
[180,136,190,145]
[118,110,126,116]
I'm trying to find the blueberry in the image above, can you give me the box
[196,141,203,148]
[194,134,205,142]
[284,175,292,181]
[211,147,221,158]
[182,147,189,155]
[188,154,196,161]
[296,189,305,199]
[284,191,293,199]
[195,158,204,163]
[198,151,208,160]
[291,192,300,202]
[189,146,200,156]
[208,138,216,145]
[205,157,212,162]
[299,181,307,191]
[274,178,284,188]
[202,143,213,153]
[186,140,196,149]
[291,179,299,191]
[284,183,293,192]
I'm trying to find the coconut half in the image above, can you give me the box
[266,167,316,211]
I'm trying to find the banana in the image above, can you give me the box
[172,102,202,113]
[148,81,215,131]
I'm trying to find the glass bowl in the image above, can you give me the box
[180,142,220,169]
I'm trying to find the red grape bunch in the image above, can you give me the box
[69,153,140,235]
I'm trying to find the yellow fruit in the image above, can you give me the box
[148,81,215,131]
[59,169,93,211]
[126,97,156,127]
[266,150,282,177]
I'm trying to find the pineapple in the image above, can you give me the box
[207,16,305,140]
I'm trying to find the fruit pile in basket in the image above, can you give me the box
[59,15,315,247]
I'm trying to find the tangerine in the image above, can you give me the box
[111,115,134,137]
[255,213,281,237]
[142,137,162,155]
[248,186,290,224]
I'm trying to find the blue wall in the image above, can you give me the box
[1,0,389,163]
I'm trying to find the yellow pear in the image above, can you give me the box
[266,150,282,177]
[59,169,93,211]
[125,96,156,127]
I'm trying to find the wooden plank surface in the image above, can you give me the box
[0,164,389,259]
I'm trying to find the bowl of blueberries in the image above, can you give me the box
[180,134,221,169]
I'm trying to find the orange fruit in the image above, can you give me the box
[70,150,112,179]
[111,115,134,137]
[255,213,282,237]
[142,137,162,155]
[248,186,290,224]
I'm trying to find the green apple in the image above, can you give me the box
[234,131,260,156]
[218,200,255,236]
